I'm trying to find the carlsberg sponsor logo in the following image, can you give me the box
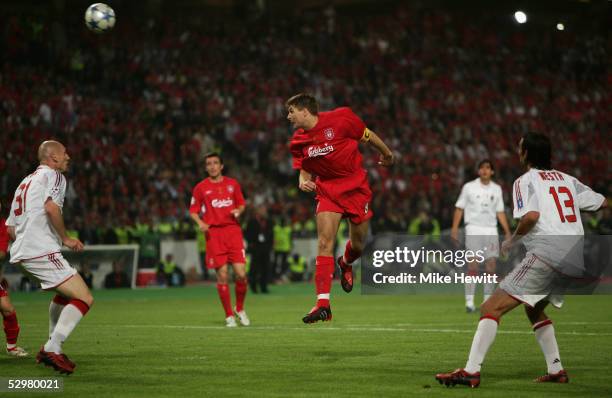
[307,144,334,158]
[212,198,233,208]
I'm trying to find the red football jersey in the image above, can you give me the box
[290,107,370,196]
[189,177,245,228]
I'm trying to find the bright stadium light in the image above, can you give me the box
[514,10,527,24]
[557,23,565,31]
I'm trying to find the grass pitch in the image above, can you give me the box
[3,283,612,397]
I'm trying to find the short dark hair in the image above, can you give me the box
[477,159,495,172]
[205,152,223,164]
[285,93,319,115]
[521,132,551,170]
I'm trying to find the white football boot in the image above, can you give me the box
[234,307,251,326]
[6,346,29,357]
[225,316,238,328]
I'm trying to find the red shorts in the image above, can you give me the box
[205,224,246,269]
[316,185,373,225]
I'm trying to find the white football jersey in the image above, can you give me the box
[455,178,504,228]
[5,165,67,262]
[512,168,604,274]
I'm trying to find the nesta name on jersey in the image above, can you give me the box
[538,171,565,181]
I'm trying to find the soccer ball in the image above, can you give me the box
[84,3,116,33]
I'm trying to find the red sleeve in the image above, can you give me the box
[292,157,303,170]
[339,107,366,140]
[289,129,310,170]
[234,181,245,207]
[0,218,8,253]
[189,184,204,215]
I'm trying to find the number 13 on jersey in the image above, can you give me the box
[549,186,577,223]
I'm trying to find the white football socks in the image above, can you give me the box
[465,317,498,373]
[534,320,563,374]
[44,304,85,354]
[48,300,66,337]
[465,283,476,308]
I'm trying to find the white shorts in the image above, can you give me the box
[499,253,564,308]
[20,252,77,290]
[465,225,499,260]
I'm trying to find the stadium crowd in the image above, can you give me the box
[1,3,609,241]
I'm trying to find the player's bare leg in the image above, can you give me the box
[37,273,93,374]
[215,265,236,327]
[478,288,521,318]
[464,261,479,312]
[482,257,497,302]
[232,263,250,326]
[316,212,342,257]
[338,219,369,293]
[525,301,568,383]
[1,295,28,357]
[436,288,520,387]
[303,211,341,324]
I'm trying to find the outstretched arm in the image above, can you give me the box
[363,129,394,166]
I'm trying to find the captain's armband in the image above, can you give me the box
[360,128,372,143]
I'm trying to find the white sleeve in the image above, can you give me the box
[513,177,539,219]
[573,178,605,211]
[45,171,67,207]
[495,186,504,212]
[5,190,18,227]
[5,207,15,227]
[455,185,468,209]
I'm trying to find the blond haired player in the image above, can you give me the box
[436,132,606,388]
[6,140,93,374]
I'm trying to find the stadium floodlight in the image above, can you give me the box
[557,23,565,31]
[514,11,527,24]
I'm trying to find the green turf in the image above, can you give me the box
[2,283,612,397]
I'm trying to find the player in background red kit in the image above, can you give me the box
[189,153,250,327]
[0,201,29,358]
[286,93,394,323]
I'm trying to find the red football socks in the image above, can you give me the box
[216,283,233,317]
[343,240,361,264]
[235,279,247,312]
[2,311,19,345]
[53,294,70,306]
[315,256,335,307]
